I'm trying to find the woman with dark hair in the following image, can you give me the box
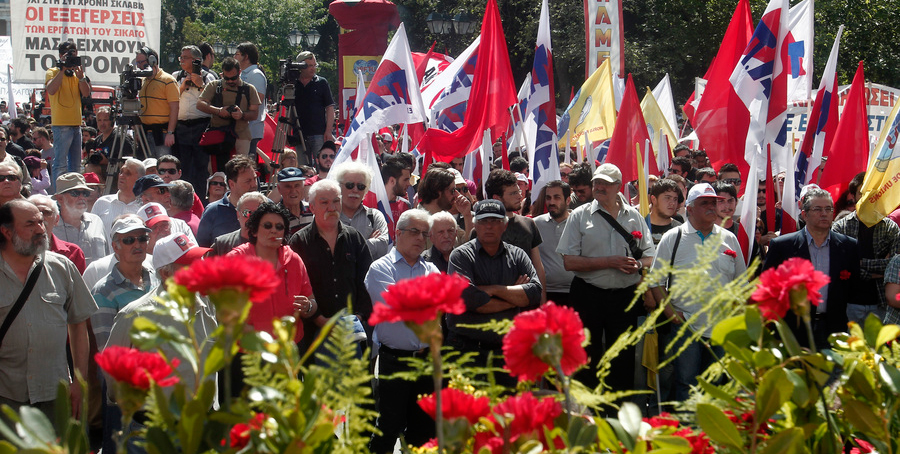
[227,201,316,341]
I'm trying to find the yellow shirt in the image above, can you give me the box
[139,69,179,126]
[44,68,83,126]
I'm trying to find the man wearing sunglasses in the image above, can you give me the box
[157,155,205,218]
[304,141,338,187]
[53,172,109,266]
[332,162,390,259]
[135,46,179,158]
[197,57,260,158]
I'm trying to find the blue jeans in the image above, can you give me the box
[666,330,723,402]
[145,129,171,158]
[51,125,82,192]
[847,304,884,325]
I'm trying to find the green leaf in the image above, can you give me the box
[745,306,763,342]
[698,377,735,402]
[863,314,883,348]
[759,427,804,454]
[0,441,17,454]
[876,325,900,350]
[695,403,743,449]
[145,426,178,454]
[725,361,755,389]
[879,363,900,394]
[607,418,635,452]
[567,415,599,448]
[711,315,749,348]
[756,368,791,421]
[19,406,57,445]
[774,320,802,357]
[753,350,778,369]
[649,434,691,451]
[203,344,226,377]
[783,369,810,407]
[843,398,886,438]
[176,398,207,454]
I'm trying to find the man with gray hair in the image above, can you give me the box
[92,157,145,233]
[764,186,859,349]
[0,199,96,420]
[423,211,458,273]
[28,194,86,273]
[294,50,335,164]
[649,182,744,401]
[331,161,390,259]
[168,180,200,235]
[209,191,267,256]
[53,172,110,266]
[365,209,437,452]
[173,45,217,198]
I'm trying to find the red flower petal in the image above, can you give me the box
[95,346,180,390]
[751,258,830,320]
[503,302,587,382]
[173,255,278,302]
[418,388,490,424]
[369,273,469,326]
[631,230,643,240]
[724,249,737,258]
[840,270,851,280]
[479,392,561,449]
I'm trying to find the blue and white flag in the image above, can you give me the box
[525,0,559,203]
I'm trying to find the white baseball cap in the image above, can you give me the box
[591,163,622,184]
[686,182,725,206]
[138,202,171,228]
[152,233,211,270]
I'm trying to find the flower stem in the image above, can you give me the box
[223,330,233,413]
[430,338,444,454]
[554,363,573,427]
[803,315,817,354]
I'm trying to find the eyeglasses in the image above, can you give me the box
[456,186,469,194]
[722,178,741,186]
[806,206,835,214]
[66,190,91,198]
[0,174,19,182]
[262,222,285,231]
[179,56,193,61]
[400,228,427,238]
[158,168,179,175]
[222,75,240,81]
[209,181,226,188]
[344,182,366,191]
[320,154,336,160]
[119,234,150,245]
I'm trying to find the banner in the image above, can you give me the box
[858,100,900,226]
[0,37,44,105]
[10,0,161,85]
[583,0,624,78]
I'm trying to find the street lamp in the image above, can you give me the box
[227,42,238,55]
[289,29,321,49]
[288,30,303,48]
[212,41,225,56]
[426,12,450,35]
[305,29,321,48]
[453,13,476,35]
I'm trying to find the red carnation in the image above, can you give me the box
[631,230,643,240]
[95,346,180,390]
[418,388,490,424]
[174,255,277,302]
[723,249,737,258]
[840,270,851,280]
[369,272,468,326]
[751,257,830,320]
[644,412,679,429]
[673,428,715,454]
[229,412,267,449]
[475,393,562,452]
[503,302,587,382]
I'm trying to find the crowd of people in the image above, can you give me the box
[1,37,899,454]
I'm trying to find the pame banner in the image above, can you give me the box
[10,0,161,85]
[583,0,624,79]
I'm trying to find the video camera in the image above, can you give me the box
[56,53,81,69]
[278,57,309,85]
[118,64,153,99]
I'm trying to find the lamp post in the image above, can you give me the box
[289,29,321,50]
[212,41,225,56]
[227,42,238,56]
[427,11,475,36]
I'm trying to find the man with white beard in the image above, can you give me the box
[0,199,96,420]
[53,172,109,266]
[331,162,389,259]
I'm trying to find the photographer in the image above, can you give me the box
[45,40,91,190]
[173,45,217,200]
[293,51,335,165]
[196,57,259,164]
[135,46,179,158]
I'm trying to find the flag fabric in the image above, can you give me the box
[356,134,395,231]
[556,59,617,150]
[6,65,18,121]
[525,0,560,203]
[652,74,679,140]
[796,26,842,188]
[683,0,753,124]
[421,36,480,131]
[606,74,655,187]
[780,140,799,234]
[818,61,869,202]
[737,153,760,265]
[334,23,427,167]
[417,0,517,162]
[694,0,787,192]
[481,130,492,199]
[785,0,813,103]
[858,99,900,226]
[412,45,453,85]
[641,87,678,156]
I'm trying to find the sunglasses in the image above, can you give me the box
[0,174,19,182]
[0,136,7,141]
[66,190,91,198]
[722,178,741,186]
[344,182,366,191]
[222,75,240,81]
[320,154,336,160]
[262,222,285,231]
[456,186,469,194]
[120,234,150,245]
[209,181,227,188]
[158,168,179,175]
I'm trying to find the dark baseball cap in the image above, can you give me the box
[474,199,506,220]
[133,174,173,196]
[277,167,306,182]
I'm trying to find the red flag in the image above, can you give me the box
[417,0,517,162]
[818,61,868,202]
[683,0,753,124]
[606,74,656,187]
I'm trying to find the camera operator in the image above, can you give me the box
[173,45,217,200]
[294,51,335,165]
[135,46,179,158]
[45,40,91,191]
[196,57,260,160]
[87,106,135,164]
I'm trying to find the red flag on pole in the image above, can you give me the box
[417,0,517,162]
[818,61,868,202]
[682,0,753,124]
[606,74,656,187]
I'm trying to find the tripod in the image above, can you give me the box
[271,83,308,166]
[104,98,151,194]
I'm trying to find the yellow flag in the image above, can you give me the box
[640,87,678,154]
[636,143,649,216]
[557,59,617,148]
[858,101,900,227]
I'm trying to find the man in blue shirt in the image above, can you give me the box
[197,155,257,246]
[364,209,437,453]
